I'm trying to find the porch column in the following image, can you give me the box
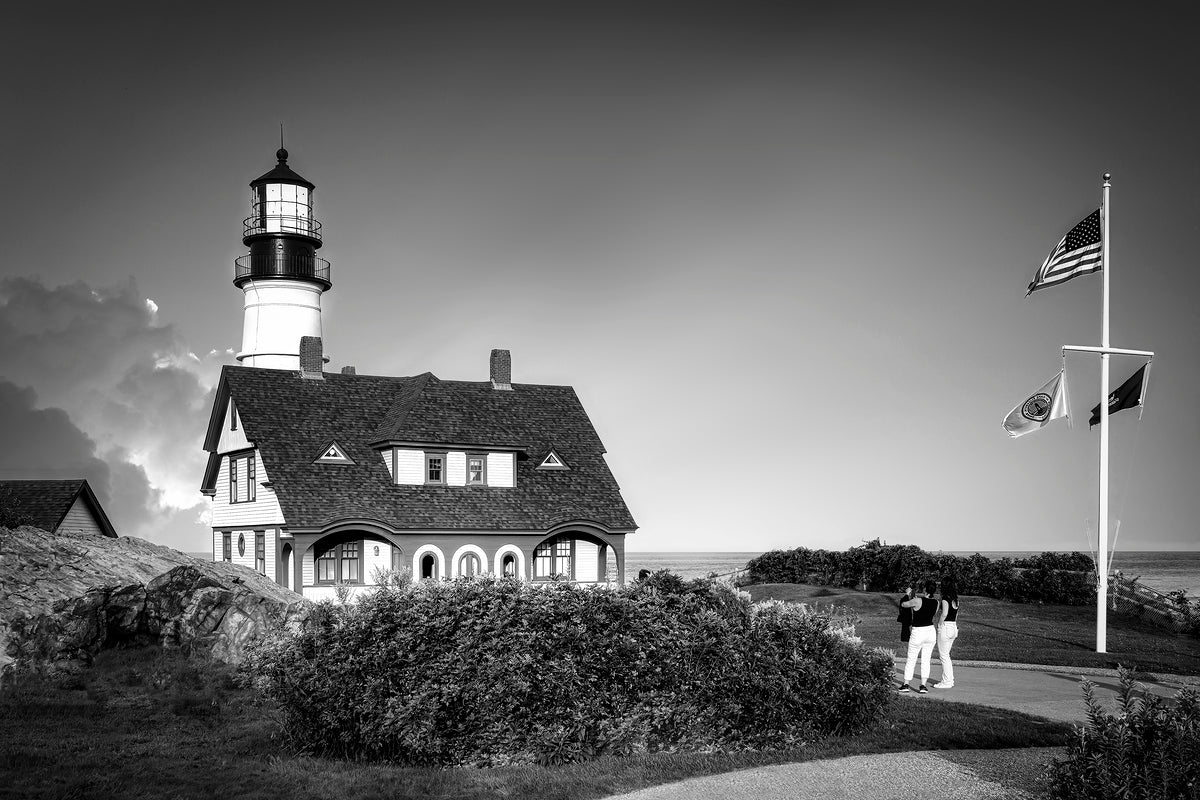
[613,536,626,586]
[292,533,317,598]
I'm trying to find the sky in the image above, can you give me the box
[2,2,1198,555]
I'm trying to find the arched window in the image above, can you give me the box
[421,553,437,580]
[501,553,517,577]
[459,552,480,577]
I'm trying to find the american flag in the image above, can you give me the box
[1027,208,1102,295]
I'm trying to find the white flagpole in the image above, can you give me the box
[1097,172,1112,653]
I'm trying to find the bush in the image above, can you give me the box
[1046,667,1200,799]
[745,540,1096,606]
[240,574,894,766]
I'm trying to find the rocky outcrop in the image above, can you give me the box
[0,526,312,675]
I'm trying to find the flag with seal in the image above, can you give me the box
[1003,370,1069,438]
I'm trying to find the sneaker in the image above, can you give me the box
[898,684,911,693]
[934,682,954,689]
[918,685,929,694]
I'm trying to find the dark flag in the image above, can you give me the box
[1089,364,1148,427]
[1028,209,1103,295]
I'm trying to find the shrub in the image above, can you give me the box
[1046,667,1200,799]
[746,540,1095,605]
[241,575,893,766]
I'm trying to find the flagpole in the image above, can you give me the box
[1097,173,1112,654]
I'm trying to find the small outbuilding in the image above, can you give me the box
[0,479,119,538]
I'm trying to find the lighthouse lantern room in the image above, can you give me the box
[233,147,332,369]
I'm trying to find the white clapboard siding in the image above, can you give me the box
[212,529,223,562]
[56,496,104,537]
[231,531,256,571]
[447,452,466,486]
[263,528,276,576]
[362,541,394,582]
[574,540,600,583]
[488,452,515,487]
[211,450,286,528]
[394,449,425,485]
[217,399,251,454]
[380,447,394,479]
[302,549,314,587]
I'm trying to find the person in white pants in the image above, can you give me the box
[934,577,960,689]
[899,580,939,693]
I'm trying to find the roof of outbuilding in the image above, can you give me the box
[0,479,118,537]
[204,366,637,533]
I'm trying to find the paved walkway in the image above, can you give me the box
[600,661,1200,800]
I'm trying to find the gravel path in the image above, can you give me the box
[602,747,1067,800]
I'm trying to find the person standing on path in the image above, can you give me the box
[899,580,938,693]
[897,583,913,644]
[934,577,960,689]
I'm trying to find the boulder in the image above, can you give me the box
[0,526,312,675]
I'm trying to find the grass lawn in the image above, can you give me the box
[0,646,1073,800]
[745,582,1200,675]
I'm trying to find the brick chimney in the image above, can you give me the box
[300,336,324,380]
[341,366,356,375]
[490,349,512,390]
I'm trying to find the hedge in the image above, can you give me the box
[745,539,1096,605]
[240,572,894,766]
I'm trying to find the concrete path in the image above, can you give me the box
[600,661,1200,800]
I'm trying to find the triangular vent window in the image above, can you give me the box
[538,450,569,470]
[315,442,354,464]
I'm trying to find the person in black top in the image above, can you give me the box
[897,583,913,643]
[934,577,960,689]
[898,580,939,693]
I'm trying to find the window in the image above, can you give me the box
[426,454,444,484]
[255,531,265,574]
[229,453,256,503]
[230,403,238,431]
[467,455,486,485]
[316,540,362,584]
[459,552,480,577]
[222,532,232,562]
[501,553,516,577]
[340,541,360,582]
[534,539,572,579]
[421,553,437,579]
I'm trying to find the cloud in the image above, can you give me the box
[0,277,227,550]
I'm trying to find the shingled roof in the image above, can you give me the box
[0,479,117,537]
[203,366,637,533]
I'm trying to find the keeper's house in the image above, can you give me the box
[200,147,636,600]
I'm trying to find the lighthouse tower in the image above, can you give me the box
[233,147,331,369]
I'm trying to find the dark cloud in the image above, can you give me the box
[0,278,224,550]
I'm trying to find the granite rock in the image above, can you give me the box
[0,526,312,675]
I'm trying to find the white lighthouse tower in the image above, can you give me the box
[234,147,331,369]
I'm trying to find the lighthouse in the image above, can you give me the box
[233,147,332,369]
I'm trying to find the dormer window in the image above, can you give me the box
[315,442,353,464]
[426,454,445,484]
[538,449,568,470]
[467,454,486,485]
